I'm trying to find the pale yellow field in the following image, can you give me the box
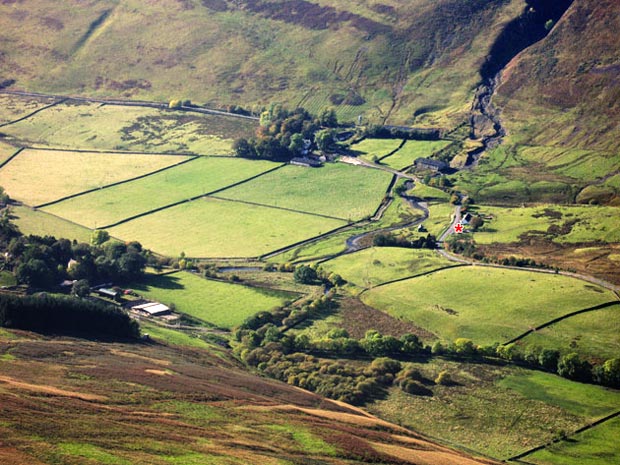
[0,149,190,206]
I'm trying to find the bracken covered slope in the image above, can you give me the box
[0,330,498,465]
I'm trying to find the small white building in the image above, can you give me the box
[132,302,171,317]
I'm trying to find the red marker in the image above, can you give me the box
[454,223,464,233]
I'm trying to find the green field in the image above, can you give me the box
[381,140,452,170]
[44,157,279,228]
[271,189,423,263]
[139,321,213,349]
[362,267,615,344]
[526,417,620,465]
[10,205,92,243]
[349,138,403,162]
[519,145,620,182]
[1,100,255,154]
[133,271,294,328]
[472,205,620,244]
[0,148,188,206]
[217,163,393,221]
[370,363,620,460]
[322,247,454,289]
[516,304,620,360]
[109,197,346,258]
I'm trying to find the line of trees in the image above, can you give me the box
[373,232,436,249]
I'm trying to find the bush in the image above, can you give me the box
[293,265,318,284]
[435,370,452,386]
[557,353,592,382]
[400,379,433,396]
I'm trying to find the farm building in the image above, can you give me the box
[131,302,172,317]
[461,212,472,224]
[97,288,120,300]
[290,157,323,168]
[414,157,447,172]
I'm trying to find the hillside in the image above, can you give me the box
[0,0,524,126]
[0,329,497,465]
[457,0,620,204]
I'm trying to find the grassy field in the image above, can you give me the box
[44,157,279,228]
[217,163,392,221]
[515,305,620,360]
[10,205,92,243]
[369,362,620,460]
[518,145,620,182]
[133,271,294,328]
[0,148,188,206]
[0,94,56,125]
[138,321,213,349]
[322,247,454,289]
[109,197,346,258]
[1,100,255,154]
[0,145,18,168]
[380,140,452,170]
[362,267,615,344]
[472,205,620,244]
[271,190,423,263]
[349,138,403,162]
[525,416,620,465]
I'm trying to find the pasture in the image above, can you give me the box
[380,139,451,170]
[525,416,620,465]
[370,364,620,460]
[0,148,187,206]
[109,197,346,258]
[44,157,279,228]
[322,247,454,289]
[519,145,620,182]
[515,304,620,360]
[349,138,403,162]
[9,206,92,243]
[1,100,254,154]
[0,94,56,125]
[472,205,620,244]
[217,163,393,221]
[361,267,615,344]
[133,271,294,328]
[0,141,19,165]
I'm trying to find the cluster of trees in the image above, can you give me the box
[0,293,139,339]
[242,322,445,404]
[3,224,148,290]
[233,104,339,161]
[292,264,345,287]
[373,232,436,249]
[235,298,438,404]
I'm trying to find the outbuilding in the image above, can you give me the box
[131,302,172,317]
[414,157,448,172]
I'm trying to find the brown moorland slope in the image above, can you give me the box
[0,330,498,465]
[498,0,620,154]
